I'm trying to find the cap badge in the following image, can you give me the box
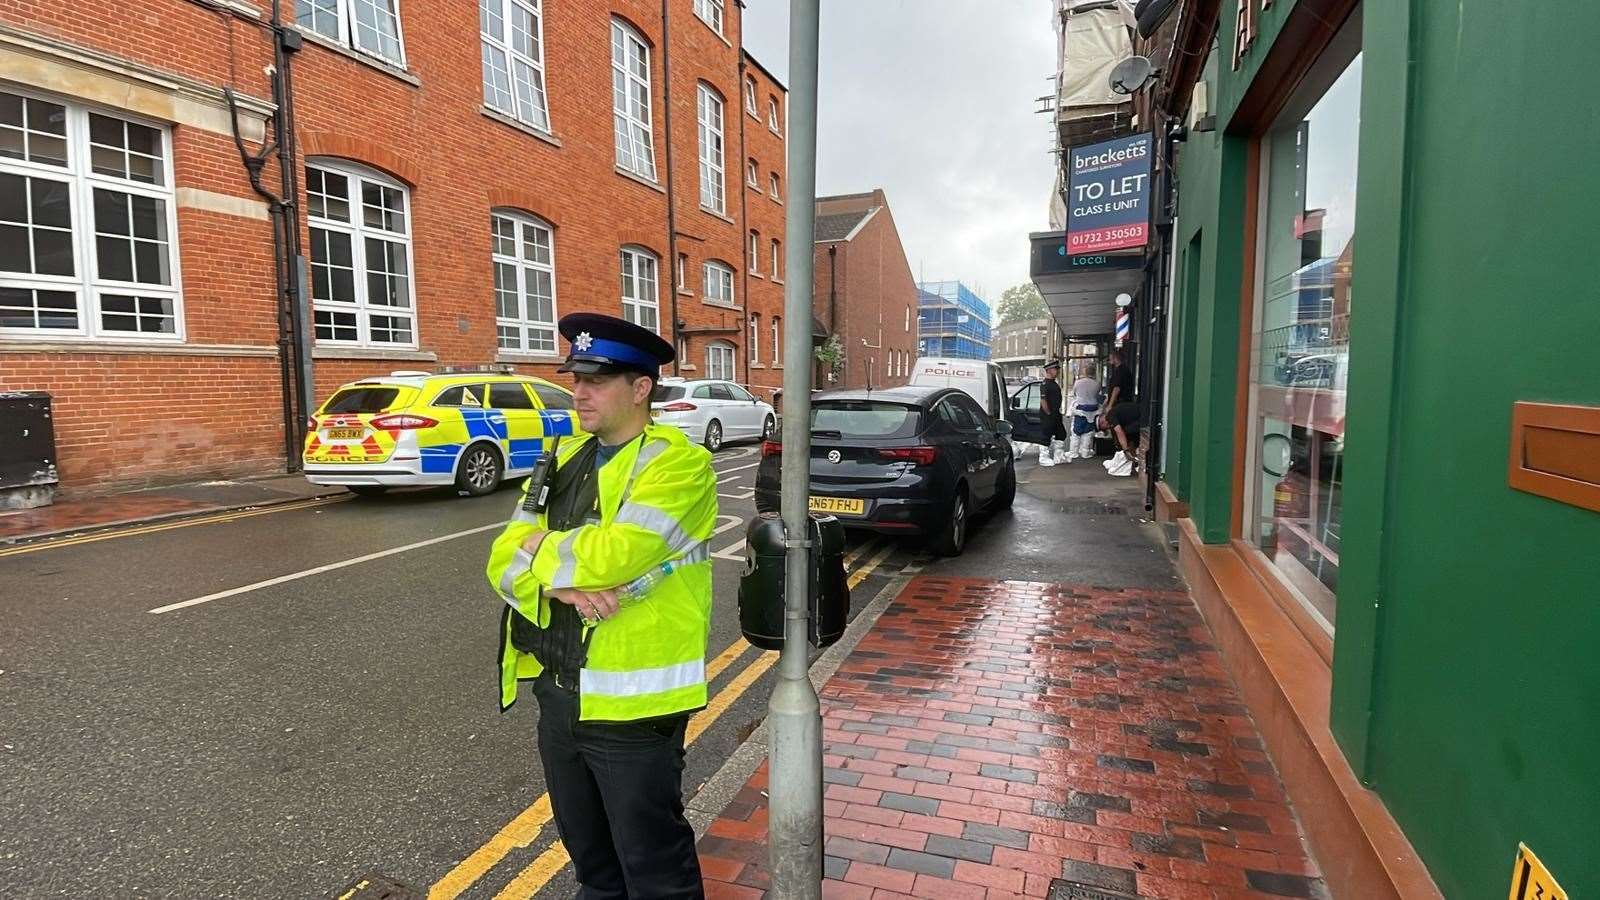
[574,332,594,352]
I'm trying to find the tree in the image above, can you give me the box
[996,283,1047,326]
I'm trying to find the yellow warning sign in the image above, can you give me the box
[1509,844,1566,900]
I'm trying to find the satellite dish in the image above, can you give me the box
[1109,56,1154,96]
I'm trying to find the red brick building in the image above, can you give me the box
[811,190,919,390]
[0,0,785,492]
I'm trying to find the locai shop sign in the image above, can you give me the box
[1065,133,1153,256]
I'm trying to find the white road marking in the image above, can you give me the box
[149,523,504,615]
[712,461,762,477]
[711,515,742,538]
[712,538,746,561]
[716,491,755,501]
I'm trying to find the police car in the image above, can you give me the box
[303,370,578,497]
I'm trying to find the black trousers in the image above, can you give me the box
[532,675,704,899]
[1045,413,1068,442]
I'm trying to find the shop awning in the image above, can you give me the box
[1027,230,1145,338]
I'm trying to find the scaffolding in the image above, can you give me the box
[916,281,993,360]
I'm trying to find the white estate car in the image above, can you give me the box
[650,378,776,452]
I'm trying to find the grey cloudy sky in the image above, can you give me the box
[742,1,1057,308]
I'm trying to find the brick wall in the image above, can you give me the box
[0,0,785,493]
[810,191,920,391]
[739,51,787,404]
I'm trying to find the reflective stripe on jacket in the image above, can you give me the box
[486,423,717,720]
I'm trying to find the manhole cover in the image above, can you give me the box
[1047,880,1141,900]
[330,872,424,900]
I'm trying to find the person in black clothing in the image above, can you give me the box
[1101,348,1139,475]
[1037,359,1069,465]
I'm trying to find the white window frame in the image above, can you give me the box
[771,315,780,365]
[769,172,780,200]
[296,0,407,67]
[744,76,758,115]
[675,252,688,293]
[694,0,725,36]
[306,158,417,349]
[746,158,759,189]
[905,306,911,332]
[491,210,558,354]
[748,231,760,273]
[696,84,726,215]
[769,238,781,281]
[480,0,551,133]
[749,312,759,364]
[706,340,735,381]
[611,19,657,180]
[0,87,184,343]
[768,96,781,133]
[703,260,735,308]
[619,245,659,332]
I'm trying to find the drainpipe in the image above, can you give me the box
[738,56,752,387]
[661,0,682,375]
[271,0,311,465]
[225,0,309,472]
[827,243,838,382]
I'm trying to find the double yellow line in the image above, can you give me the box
[0,495,349,559]
[431,538,899,900]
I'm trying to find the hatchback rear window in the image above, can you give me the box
[324,387,400,413]
[653,385,686,402]
[811,401,921,438]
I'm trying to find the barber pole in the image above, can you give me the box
[1115,308,1130,346]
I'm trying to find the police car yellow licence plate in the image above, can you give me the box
[327,428,364,439]
[809,496,864,516]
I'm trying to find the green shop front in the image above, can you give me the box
[1152,1,1600,898]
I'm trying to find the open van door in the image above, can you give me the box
[1006,381,1047,445]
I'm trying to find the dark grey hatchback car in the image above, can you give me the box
[753,386,1016,556]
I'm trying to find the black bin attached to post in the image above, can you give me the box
[0,391,59,509]
[737,512,849,650]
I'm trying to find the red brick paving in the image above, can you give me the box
[697,576,1330,899]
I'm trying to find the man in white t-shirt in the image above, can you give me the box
[1065,366,1101,461]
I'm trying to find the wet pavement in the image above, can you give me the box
[0,473,341,544]
[696,461,1331,900]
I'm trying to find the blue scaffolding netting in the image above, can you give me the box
[916,281,992,360]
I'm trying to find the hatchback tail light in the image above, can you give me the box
[306,417,319,431]
[370,413,438,430]
[660,402,697,413]
[761,440,783,458]
[879,446,938,466]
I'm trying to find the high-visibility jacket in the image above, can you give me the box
[486,423,717,720]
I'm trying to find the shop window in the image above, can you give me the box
[1245,34,1362,633]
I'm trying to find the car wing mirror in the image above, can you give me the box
[996,420,1014,436]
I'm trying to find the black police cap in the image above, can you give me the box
[556,312,676,378]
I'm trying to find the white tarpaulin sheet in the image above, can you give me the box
[1058,1,1135,110]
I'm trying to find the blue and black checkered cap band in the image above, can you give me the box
[569,337,659,370]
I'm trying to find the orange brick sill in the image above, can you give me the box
[1176,517,1442,900]
[1154,480,1189,522]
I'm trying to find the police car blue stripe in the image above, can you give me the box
[508,437,543,471]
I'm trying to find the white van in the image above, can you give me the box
[907,357,1009,422]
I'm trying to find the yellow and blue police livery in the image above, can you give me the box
[303,370,579,497]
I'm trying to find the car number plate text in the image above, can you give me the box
[809,496,864,516]
[327,428,364,439]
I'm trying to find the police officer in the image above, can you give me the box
[1038,359,1069,466]
[487,312,717,899]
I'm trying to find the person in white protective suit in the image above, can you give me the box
[1064,365,1100,462]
